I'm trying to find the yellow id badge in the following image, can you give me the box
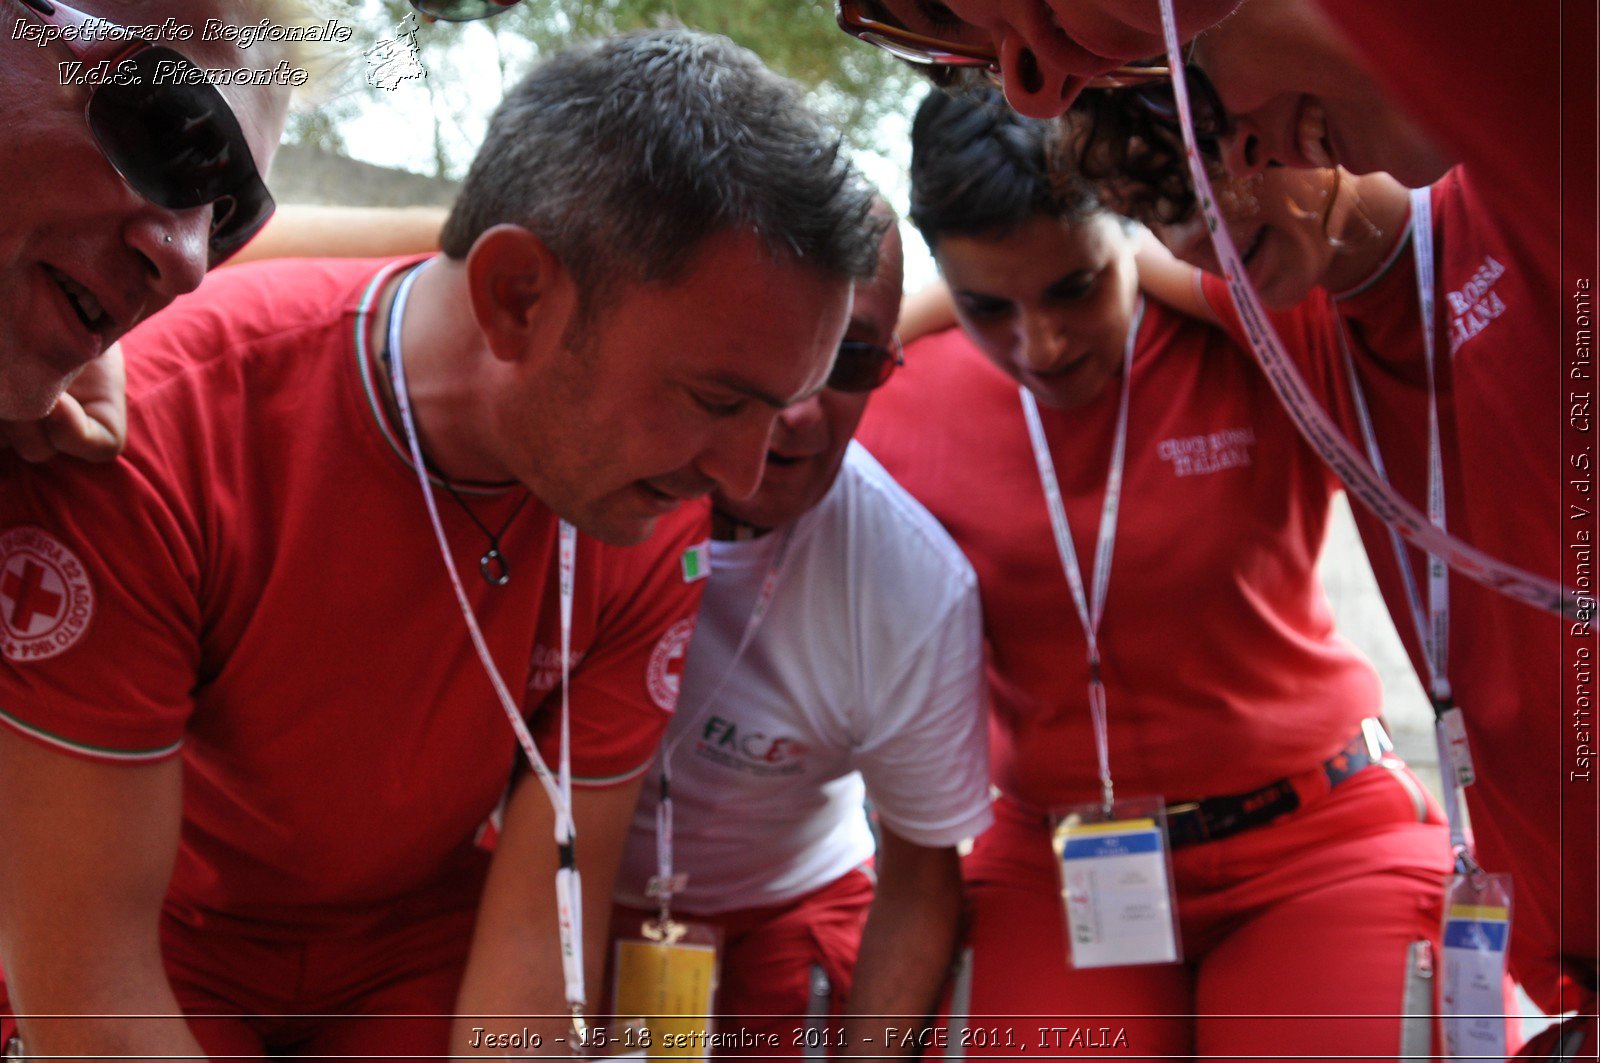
[611,920,721,1061]
[1052,796,1182,969]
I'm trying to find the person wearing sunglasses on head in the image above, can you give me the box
[844,4,1598,1047]
[0,0,316,463]
[855,86,1456,1058]
[585,208,989,1060]
[0,29,879,1059]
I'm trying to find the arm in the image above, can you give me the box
[228,204,448,265]
[452,774,645,1056]
[897,281,956,344]
[841,826,962,1057]
[1132,227,1218,325]
[0,344,127,463]
[0,727,202,1058]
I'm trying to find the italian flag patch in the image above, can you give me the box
[680,541,711,583]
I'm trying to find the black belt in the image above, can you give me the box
[1162,724,1389,849]
[1012,721,1394,850]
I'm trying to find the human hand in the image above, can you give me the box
[0,344,128,463]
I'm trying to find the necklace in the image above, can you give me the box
[379,263,530,586]
[442,481,530,586]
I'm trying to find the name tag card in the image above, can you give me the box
[1441,873,1513,1061]
[612,920,721,1061]
[1052,799,1182,969]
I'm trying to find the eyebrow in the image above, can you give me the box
[1044,269,1097,297]
[702,371,823,410]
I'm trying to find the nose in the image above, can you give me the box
[1018,312,1072,373]
[695,412,776,502]
[995,26,1089,118]
[773,394,826,440]
[124,205,213,302]
[1219,120,1268,181]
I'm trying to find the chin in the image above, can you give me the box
[0,371,69,423]
[589,513,660,548]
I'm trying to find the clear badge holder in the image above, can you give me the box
[1051,796,1182,969]
[1440,869,1513,1061]
[610,914,722,1061]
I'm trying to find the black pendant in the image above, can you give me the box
[480,547,511,586]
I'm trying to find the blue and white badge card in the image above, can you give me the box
[1440,872,1513,1061]
[1052,798,1182,969]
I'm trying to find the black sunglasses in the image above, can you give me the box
[409,0,522,22]
[826,336,904,394]
[15,0,275,265]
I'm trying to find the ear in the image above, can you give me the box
[464,224,578,365]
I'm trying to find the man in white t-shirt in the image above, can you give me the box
[609,211,991,1056]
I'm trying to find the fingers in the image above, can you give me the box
[0,346,129,464]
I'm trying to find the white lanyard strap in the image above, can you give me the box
[1408,187,1452,707]
[1336,190,1452,706]
[1157,0,1579,622]
[652,527,794,921]
[1335,191,1473,860]
[1020,297,1143,812]
[384,262,587,1033]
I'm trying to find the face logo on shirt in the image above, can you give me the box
[646,617,696,712]
[0,526,94,662]
[694,714,810,776]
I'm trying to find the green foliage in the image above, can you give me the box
[296,0,917,170]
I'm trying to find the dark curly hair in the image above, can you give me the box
[1060,87,1206,229]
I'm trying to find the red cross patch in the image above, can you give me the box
[646,617,696,712]
[0,526,94,662]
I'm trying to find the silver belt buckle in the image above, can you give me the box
[1360,717,1393,762]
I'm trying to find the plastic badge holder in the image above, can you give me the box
[1441,871,1513,1061]
[1052,796,1182,969]
[611,919,722,1061]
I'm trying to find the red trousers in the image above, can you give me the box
[957,763,1519,1061]
[2,902,476,1059]
[608,868,874,1060]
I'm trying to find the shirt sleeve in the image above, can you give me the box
[0,450,202,762]
[527,502,712,788]
[852,567,993,849]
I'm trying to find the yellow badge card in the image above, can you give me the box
[612,936,719,1060]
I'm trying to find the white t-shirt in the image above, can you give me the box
[615,443,993,913]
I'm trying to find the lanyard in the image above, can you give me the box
[1336,190,1451,704]
[1156,0,1578,622]
[650,527,794,928]
[1336,191,1478,867]
[384,262,589,1041]
[1020,297,1143,813]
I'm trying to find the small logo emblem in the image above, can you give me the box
[680,542,711,583]
[646,617,696,711]
[365,12,427,92]
[0,527,95,662]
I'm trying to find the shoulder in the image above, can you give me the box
[121,257,412,397]
[802,443,977,609]
[856,327,1018,492]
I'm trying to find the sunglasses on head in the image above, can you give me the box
[408,0,522,22]
[834,0,1172,90]
[15,0,275,265]
[826,335,904,393]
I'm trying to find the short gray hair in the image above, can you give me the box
[441,29,881,307]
